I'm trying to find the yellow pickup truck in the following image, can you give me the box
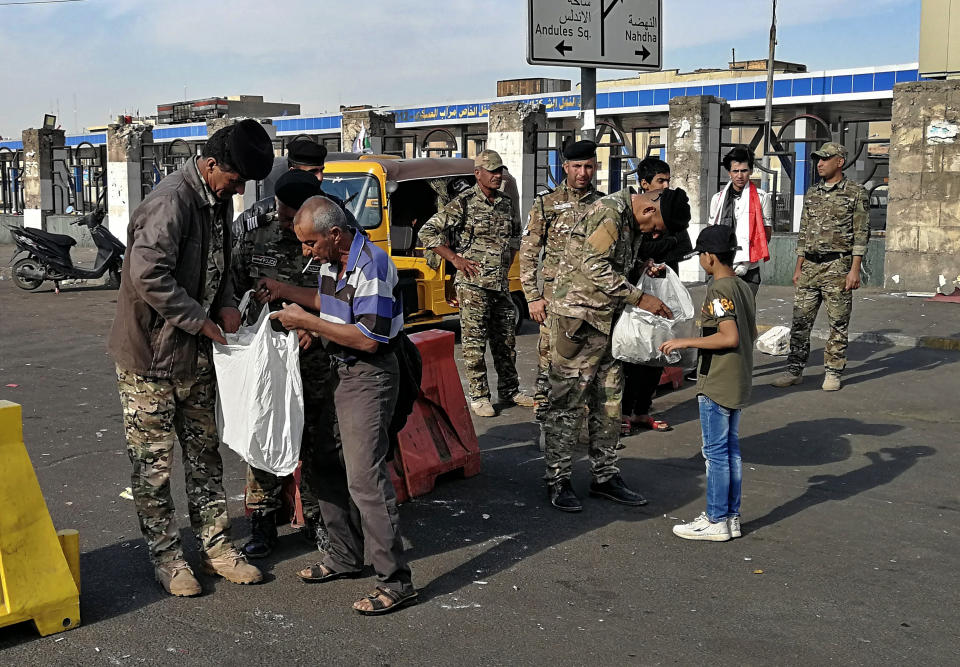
[321,155,528,328]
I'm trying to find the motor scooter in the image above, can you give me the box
[8,203,125,293]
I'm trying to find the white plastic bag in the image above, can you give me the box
[612,266,697,366]
[755,325,791,356]
[212,291,303,476]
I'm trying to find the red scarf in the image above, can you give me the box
[747,183,770,263]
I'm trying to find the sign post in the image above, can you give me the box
[527,0,662,142]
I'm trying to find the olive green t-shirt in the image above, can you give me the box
[696,276,758,409]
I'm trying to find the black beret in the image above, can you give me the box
[287,139,328,167]
[274,169,324,210]
[659,187,691,231]
[562,139,597,161]
[229,119,274,181]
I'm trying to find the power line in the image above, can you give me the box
[0,0,86,5]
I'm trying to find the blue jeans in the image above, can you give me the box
[698,395,742,523]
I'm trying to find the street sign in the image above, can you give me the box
[527,0,662,71]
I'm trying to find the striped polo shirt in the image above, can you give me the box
[316,231,404,355]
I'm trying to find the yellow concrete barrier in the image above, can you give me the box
[0,401,81,636]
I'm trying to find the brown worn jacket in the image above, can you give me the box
[108,159,235,380]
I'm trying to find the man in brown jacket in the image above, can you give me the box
[108,119,273,596]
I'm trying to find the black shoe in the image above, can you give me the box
[589,475,648,506]
[301,517,331,554]
[548,480,583,513]
[243,509,278,559]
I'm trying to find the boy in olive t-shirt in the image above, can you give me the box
[660,226,757,541]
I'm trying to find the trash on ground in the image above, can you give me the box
[756,325,791,355]
[119,487,134,500]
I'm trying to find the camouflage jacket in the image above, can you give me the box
[418,183,520,291]
[232,221,322,310]
[551,188,646,334]
[796,178,870,257]
[519,181,604,303]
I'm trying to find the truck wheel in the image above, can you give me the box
[511,292,529,335]
[12,257,44,291]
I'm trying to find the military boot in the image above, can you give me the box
[155,559,202,597]
[548,480,583,513]
[242,509,278,559]
[201,546,263,585]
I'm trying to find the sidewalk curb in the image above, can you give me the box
[756,323,960,352]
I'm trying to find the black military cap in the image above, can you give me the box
[659,187,691,231]
[229,119,274,181]
[287,139,328,167]
[562,139,597,161]
[274,169,324,210]
[695,225,740,254]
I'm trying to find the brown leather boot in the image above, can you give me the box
[155,559,202,597]
[201,547,263,585]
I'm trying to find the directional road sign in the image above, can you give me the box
[527,0,662,71]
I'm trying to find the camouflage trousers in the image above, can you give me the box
[245,346,339,523]
[787,256,854,375]
[533,285,554,422]
[542,316,621,486]
[457,283,520,402]
[116,345,231,565]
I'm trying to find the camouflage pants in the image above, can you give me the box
[542,316,621,486]
[116,346,231,565]
[787,256,854,375]
[245,346,339,523]
[457,283,520,402]
[533,285,554,422]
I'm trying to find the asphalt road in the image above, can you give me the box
[0,278,958,666]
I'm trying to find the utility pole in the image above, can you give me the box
[581,67,597,142]
[761,0,777,191]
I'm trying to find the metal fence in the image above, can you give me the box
[0,147,24,214]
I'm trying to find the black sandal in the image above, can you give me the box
[297,562,358,583]
[353,586,419,616]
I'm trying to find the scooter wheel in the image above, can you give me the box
[12,257,44,291]
[105,267,122,289]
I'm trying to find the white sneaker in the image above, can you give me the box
[672,512,731,542]
[728,515,741,538]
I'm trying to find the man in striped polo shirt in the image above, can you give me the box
[256,196,416,616]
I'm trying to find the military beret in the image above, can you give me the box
[811,142,848,159]
[562,140,597,161]
[659,187,691,231]
[228,119,274,181]
[274,169,324,210]
[287,139,328,167]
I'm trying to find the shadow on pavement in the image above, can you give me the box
[745,445,936,535]
[741,417,902,467]
[403,421,704,603]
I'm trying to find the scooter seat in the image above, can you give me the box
[26,228,77,248]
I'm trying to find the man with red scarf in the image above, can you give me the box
[707,146,772,295]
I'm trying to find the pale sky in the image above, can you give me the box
[0,0,921,139]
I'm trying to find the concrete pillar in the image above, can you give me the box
[486,102,547,222]
[106,123,152,239]
[666,95,728,282]
[341,109,396,155]
[885,80,960,291]
[204,117,277,216]
[21,128,65,229]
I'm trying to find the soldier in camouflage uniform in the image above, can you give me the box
[519,140,604,424]
[418,149,535,417]
[233,170,339,559]
[108,120,274,596]
[542,189,673,512]
[773,142,870,392]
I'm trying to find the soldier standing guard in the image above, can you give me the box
[418,149,535,417]
[108,120,274,596]
[519,140,605,426]
[772,142,869,392]
[542,189,674,512]
[232,170,339,558]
